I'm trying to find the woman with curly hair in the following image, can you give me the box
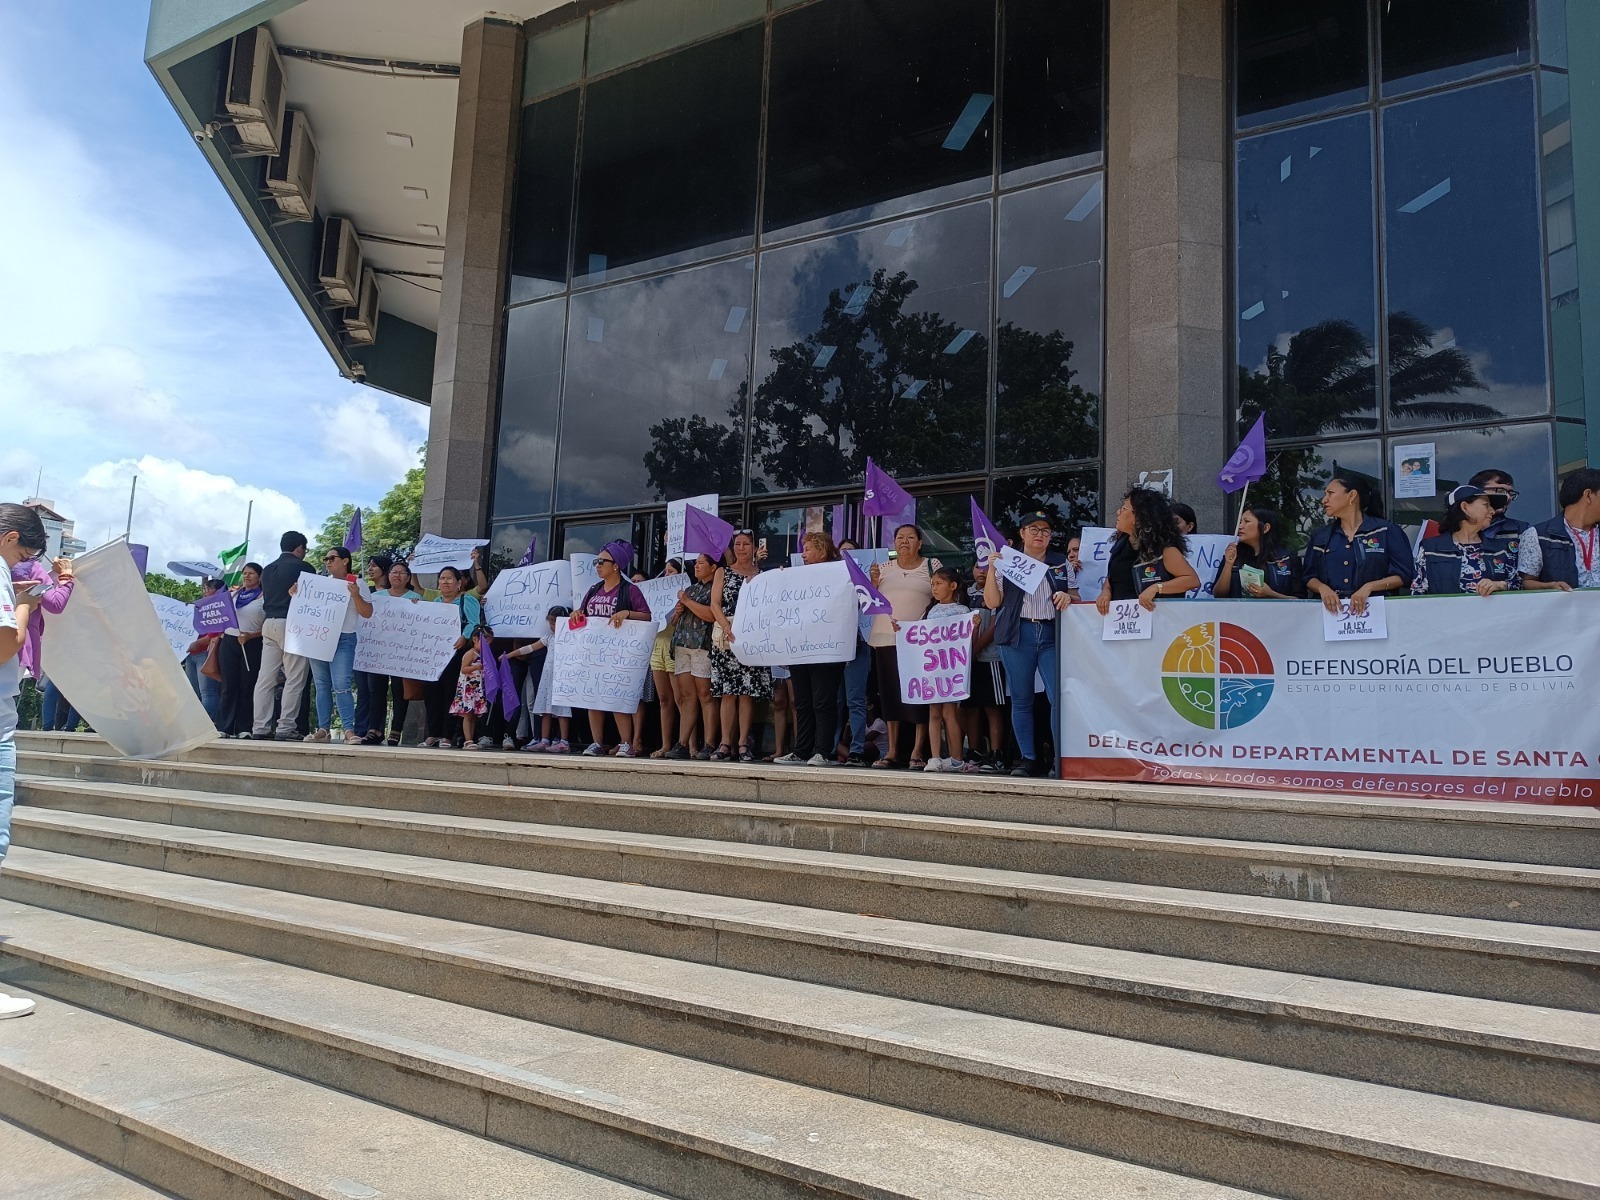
[1094,486,1201,614]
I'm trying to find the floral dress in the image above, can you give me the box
[709,568,772,700]
[450,661,488,716]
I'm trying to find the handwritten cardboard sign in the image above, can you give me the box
[408,534,485,575]
[483,560,574,635]
[896,612,977,703]
[730,561,857,666]
[354,595,460,680]
[285,573,351,662]
[149,595,194,660]
[994,546,1048,595]
[570,553,599,605]
[549,616,654,713]
[1323,595,1388,642]
[1102,599,1153,641]
[635,574,689,632]
[665,493,719,560]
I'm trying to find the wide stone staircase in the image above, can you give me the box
[0,730,1595,1200]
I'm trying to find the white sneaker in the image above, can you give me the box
[924,757,946,773]
[806,753,829,767]
[582,742,604,757]
[0,993,36,1019]
[773,752,805,765]
[615,742,637,758]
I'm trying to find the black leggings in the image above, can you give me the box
[790,661,844,759]
[423,645,468,741]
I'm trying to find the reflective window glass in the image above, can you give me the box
[995,174,1103,468]
[1381,0,1530,97]
[750,202,992,493]
[992,469,1101,551]
[1387,423,1555,526]
[764,0,996,239]
[1234,0,1369,131]
[1001,0,1104,184]
[588,0,764,77]
[1382,77,1548,429]
[907,492,981,572]
[1245,438,1382,546]
[490,518,552,570]
[492,299,567,520]
[557,258,753,511]
[508,90,578,304]
[574,27,761,285]
[1236,113,1378,439]
[1538,0,1568,67]
[523,20,585,102]
[559,518,631,558]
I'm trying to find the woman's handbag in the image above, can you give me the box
[402,678,424,701]
[200,637,222,681]
[712,621,730,652]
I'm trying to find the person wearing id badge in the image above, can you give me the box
[1520,468,1600,592]
[1301,474,1414,615]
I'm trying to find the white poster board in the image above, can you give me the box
[665,493,719,560]
[1323,596,1389,642]
[149,595,194,660]
[42,543,216,759]
[408,534,485,575]
[570,553,599,605]
[353,595,460,681]
[483,560,574,636]
[549,616,654,713]
[284,573,351,662]
[1074,527,1236,599]
[730,561,857,666]
[994,546,1048,595]
[1102,600,1154,641]
[896,612,977,703]
[635,574,690,631]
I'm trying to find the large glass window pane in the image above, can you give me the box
[523,20,585,102]
[1001,0,1104,184]
[750,202,992,493]
[1234,0,1368,131]
[559,518,632,558]
[1383,77,1548,428]
[574,27,761,285]
[558,258,753,511]
[588,0,764,77]
[1381,0,1531,97]
[764,0,996,239]
[992,468,1100,552]
[1248,438,1382,546]
[492,299,567,520]
[995,174,1103,468]
[490,518,551,571]
[1236,113,1378,439]
[508,90,579,304]
[1387,423,1555,527]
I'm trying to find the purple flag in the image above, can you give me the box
[478,633,499,705]
[498,653,521,722]
[344,508,363,553]
[831,504,847,543]
[127,543,149,577]
[192,589,238,635]
[683,504,736,559]
[1218,414,1269,493]
[970,499,1005,569]
[843,553,893,616]
[861,457,912,518]
[516,535,539,567]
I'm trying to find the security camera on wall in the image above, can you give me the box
[222,26,286,156]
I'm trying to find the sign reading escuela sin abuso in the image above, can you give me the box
[1058,593,1600,806]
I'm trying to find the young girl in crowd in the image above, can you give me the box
[452,642,490,748]
[922,567,974,773]
[524,605,572,753]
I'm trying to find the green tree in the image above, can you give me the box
[143,573,201,603]
[313,458,426,565]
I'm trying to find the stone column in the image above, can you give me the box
[421,17,522,538]
[1102,0,1229,531]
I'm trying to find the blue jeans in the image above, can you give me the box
[839,639,870,754]
[0,738,13,866]
[997,622,1060,763]
[309,633,358,731]
[42,678,78,732]
[199,670,222,726]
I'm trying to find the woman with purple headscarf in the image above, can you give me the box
[575,540,651,757]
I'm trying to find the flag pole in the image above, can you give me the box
[124,475,138,539]
[243,500,253,553]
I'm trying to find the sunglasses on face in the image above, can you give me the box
[595,556,615,565]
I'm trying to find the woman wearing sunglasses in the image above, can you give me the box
[577,540,652,757]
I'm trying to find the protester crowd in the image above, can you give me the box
[8,464,1600,784]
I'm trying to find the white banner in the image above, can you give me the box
[730,561,857,666]
[1058,593,1600,805]
[353,595,460,681]
[284,574,351,662]
[408,534,485,575]
[549,616,653,713]
[1075,527,1235,599]
[483,560,574,635]
[665,493,719,560]
[635,574,689,632]
[149,595,194,659]
[896,612,977,703]
[42,543,216,759]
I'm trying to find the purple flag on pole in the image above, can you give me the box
[516,535,539,567]
[861,457,912,518]
[830,504,846,543]
[192,589,238,635]
[843,553,893,616]
[1217,414,1269,493]
[969,499,1006,568]
[498,653,521,722]
[344,508,363,553]
[683,504,736,559]
[478,633,499,705]
[127,543,149,577]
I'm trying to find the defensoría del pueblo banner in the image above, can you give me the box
[1058,593,1600,805]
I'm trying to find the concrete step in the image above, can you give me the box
[0,900,1286,1200]
[3,857,1600,1200]
[19,759,1597,928]
[21,733,1600,867]
[12,794,1599,1012]
[0,992,662,1200]
[0,1116,173,1198]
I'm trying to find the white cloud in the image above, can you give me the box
[316,393,429,484]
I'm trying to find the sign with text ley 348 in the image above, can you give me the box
[1057,593,1599,805]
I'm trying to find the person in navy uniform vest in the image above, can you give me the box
[1214,506,1302,599]
[1411,485,1522,596]
[1519,467,1600,592]
[1301,473,1414,615]
[1468,468,1530,543]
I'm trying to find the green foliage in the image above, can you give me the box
[18,677,42,731]
[312,459,427,568]
[144,573,201,603]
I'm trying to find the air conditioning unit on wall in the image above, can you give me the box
[318,217,363,307]
[343,268,380,345]
[265,109,317,220]
[224,26,286,156]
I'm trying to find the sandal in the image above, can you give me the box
[421,737,440,748]
[649,747,669,759]
[710,744,732,762]
[361,731,383,746]
[384,736,400,747]
[872,757,901,770]
[738,747,756,763]
[909,758,927,771]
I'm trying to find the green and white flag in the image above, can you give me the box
[218,540,249,586]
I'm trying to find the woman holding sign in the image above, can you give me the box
[1214,508,1302,599]
[869,525,942,770]
[577,541,652,758]
[775,533,846,768]
[1093,488,1200,614]
[984,511,1078,778]
[422,566,484,748]
[302,546,373,745]
[1302,474,1414,616]
[709,531,771,763]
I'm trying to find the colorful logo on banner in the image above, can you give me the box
[1161,622,1275,730]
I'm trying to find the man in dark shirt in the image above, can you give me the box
[251,531,316,740]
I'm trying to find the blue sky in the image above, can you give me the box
[0,2,429,568]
